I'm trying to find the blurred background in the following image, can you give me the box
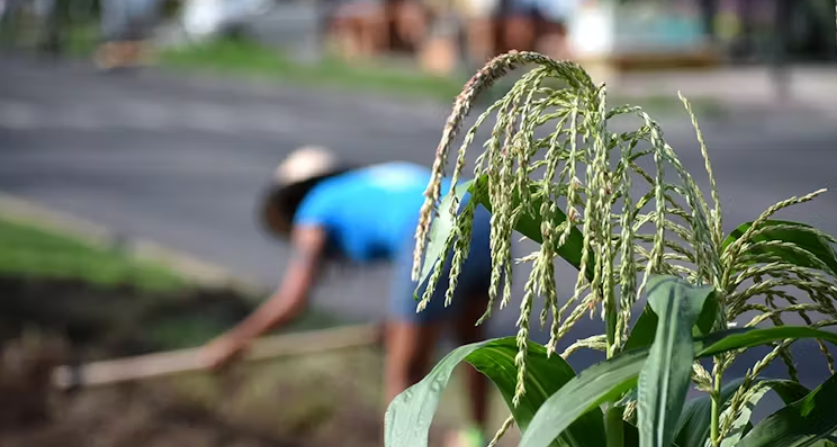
[0,1,835,446]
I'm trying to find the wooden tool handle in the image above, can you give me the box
[52,324,383,390]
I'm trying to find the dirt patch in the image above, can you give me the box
[0,275,254,358]
[0,276,418,447]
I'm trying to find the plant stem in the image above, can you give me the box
[605,404,625,447]
[602,280,621,446]
[710,365,723,447]
[605,296,617,357]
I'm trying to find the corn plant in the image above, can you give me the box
[384,51,837,447]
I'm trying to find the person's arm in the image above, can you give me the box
[201,225,328,370]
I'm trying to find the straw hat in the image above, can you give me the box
[273,145,340,188]
[261,145,342,237]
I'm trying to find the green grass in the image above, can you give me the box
[159,38,725,116]
[0,217,186,291]
[159,38,468,103]
[0,219,513,442]
[0,216,352,349]
[64,22,99,57]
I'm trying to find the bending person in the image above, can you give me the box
[199,145,492,447]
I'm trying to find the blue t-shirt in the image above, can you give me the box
[293,162,454,263]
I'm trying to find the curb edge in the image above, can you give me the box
[0,191,268,298]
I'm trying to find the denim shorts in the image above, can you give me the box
[389,204,492,324]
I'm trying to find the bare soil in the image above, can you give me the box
[0,276,414,447]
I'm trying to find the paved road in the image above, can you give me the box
[2,55,837,414]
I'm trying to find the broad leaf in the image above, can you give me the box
[698,327,837,358]
[737,373,837,447]
[519,342,647,447]
[675,378,746,447]
[719,382,774,447]
[719,379,812,447]
[520,326,837,447]
[808,436,837,447]
[809,440,837,447]
[722,220,837,276]
[383,337,604,447]
[674,379,809,447]
[625,420,640,447]
[767,380,812,405]
[638,276,714,447]
[415,180,475,290]
[470,175,594,280]
[623,291,719,352]
[467,341,606,446]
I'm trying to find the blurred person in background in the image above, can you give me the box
[200,146,493,447]
[94,0,160,70]
[322,0,387,58]
[321,0,433,59]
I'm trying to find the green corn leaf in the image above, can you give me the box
[718,382,776,447]
[625,420,641,447]
[674,379,808,447]
[807,435,837,447]
[718,379,812,447]
[623,290,719,352]
[415,179,475,292]
[470,175,594,280]
[767,380,812,404]
[698,327,837,358]
[383,337,604,447]
[722,220,837,276]
[675,378,746,447]
[736,373,837,447]
[518,341,647,447]
[808,440,837,447]
[468,341,606,446]
[520,324,837,447]
[638,275,714,447]
[386,315,837,447]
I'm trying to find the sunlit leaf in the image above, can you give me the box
[638,276,714,447]
[698,327,837,358]
[767,380,812,405]
[623,291,719,352]
[519,342,646,447]
[675,378,746,447]
[718,382,774,447]
[806,436,837,447]
[722,220,837,276]
[736,373,837,447]
[383,337,604,447]
[718,379,812,447]
[520,326,837,447]
[674,378,808,447]
[471,175,594,280]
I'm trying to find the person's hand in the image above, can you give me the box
[199,334,249,372]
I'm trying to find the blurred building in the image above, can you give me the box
[6,0,830,78]
[704,0,836,63]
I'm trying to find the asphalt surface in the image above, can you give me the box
[2,54,837,416]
